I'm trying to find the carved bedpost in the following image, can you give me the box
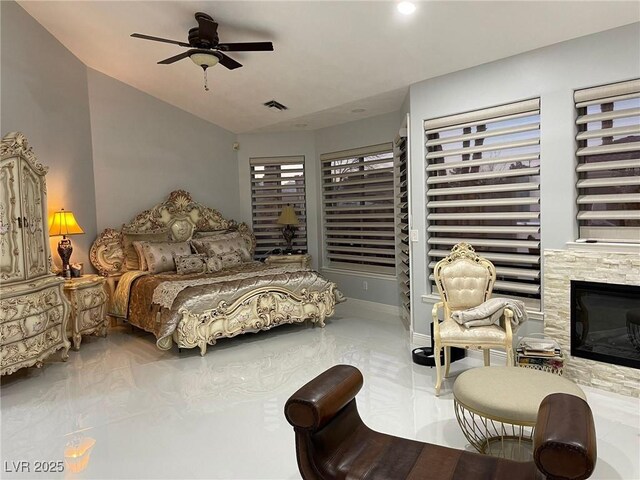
[90,228,126,277]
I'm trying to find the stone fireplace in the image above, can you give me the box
[544,246,640,397]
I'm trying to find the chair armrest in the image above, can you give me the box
[432,302,444,335]
[284,364,363,432]
[534,393,597,480]
[502,307,514,341]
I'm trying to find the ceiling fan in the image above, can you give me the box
[131,12,274,90]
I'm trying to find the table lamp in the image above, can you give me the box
[49,209,84,278]
[276,205,299,254]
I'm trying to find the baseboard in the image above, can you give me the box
[340,298,402,317]
[412,332,431,346]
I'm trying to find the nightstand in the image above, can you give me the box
[63,275,109,350]
[265,253,312,269]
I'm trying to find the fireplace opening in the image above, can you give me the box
[571,280,640,370]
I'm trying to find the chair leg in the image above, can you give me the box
[506,347,514,366]
[434,343,443,396]
[483,349,490,366]
[444,346,451,378]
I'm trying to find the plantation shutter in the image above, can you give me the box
[425,98,541,301]
[250,156,307,257]
[574,79,640,243]
[395,132,411,321]
[321,143,396,275]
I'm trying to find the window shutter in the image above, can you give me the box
[574,79,640,243]
[250,156,307,257]
[395,132,411,320]
[321,143,396,275]
[424,98,541,302]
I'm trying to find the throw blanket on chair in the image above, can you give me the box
[451,298,527,329]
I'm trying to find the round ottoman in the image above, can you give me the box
[453,366,586,461]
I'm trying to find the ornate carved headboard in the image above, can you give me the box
[90,190,255,277]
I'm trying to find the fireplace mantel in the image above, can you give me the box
[544,248,640,397]
[566,241,640,255]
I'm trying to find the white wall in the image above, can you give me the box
[1,1,97,272]
[408,23,640,337]
[87,69,240,231]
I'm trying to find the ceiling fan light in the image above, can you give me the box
[189,52,220,68]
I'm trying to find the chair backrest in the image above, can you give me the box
[434,243,496,314]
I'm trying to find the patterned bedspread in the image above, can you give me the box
[112,262,344,349]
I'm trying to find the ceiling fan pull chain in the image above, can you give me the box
[203,67,209,91]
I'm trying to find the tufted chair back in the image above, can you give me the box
[434,243,496,315]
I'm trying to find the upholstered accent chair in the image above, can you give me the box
[432,243,514,396]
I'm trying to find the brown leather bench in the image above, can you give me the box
[284,365,597,480]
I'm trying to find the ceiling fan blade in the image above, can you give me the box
[197,16,219,44]
[217,52,243,70]
[131,33,190,48]
[157,51,192,65]
[216,42,274,52]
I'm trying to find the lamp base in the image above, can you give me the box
[282,225,296,254]
[58,236,73,279]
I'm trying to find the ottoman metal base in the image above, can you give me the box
[454,398,534,461]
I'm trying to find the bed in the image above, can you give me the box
[89,190,344,355]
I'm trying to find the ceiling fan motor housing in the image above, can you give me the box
[189,12,219,48]
[188,26,219,49]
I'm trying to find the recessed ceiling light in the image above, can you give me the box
[351,108,366,113]
[397,1,416,15]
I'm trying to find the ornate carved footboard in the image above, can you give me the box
[173,284,342,356]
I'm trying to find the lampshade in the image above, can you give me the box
[277,205,299,226]
[49,209,84,236]
[190,52,220,68]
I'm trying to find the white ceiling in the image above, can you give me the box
[19,1,639,134]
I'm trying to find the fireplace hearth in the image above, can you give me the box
[571,280,640,370]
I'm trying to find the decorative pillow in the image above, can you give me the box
[218,251,243,269]
[174,254,207,275]
[205,256,223,273]
[122,230,171,270]
[139,241,191,274]
[191,234,251,262]
[132,241,148,271]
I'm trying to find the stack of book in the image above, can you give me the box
[516,336,564,374]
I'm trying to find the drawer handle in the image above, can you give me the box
[17,217,22,228]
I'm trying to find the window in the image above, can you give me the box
[250,156,306,257]
[574,79,640,243]
[425,98,541,302]
[321,143,396,275]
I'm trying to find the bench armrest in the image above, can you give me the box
[534,393,597,480]
[284,364,363,432]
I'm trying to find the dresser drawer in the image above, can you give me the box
[1,304,64,344]
[74,286,108,310]
[77,305,106,332]
[1,323,65,369]
[0,285,64,324]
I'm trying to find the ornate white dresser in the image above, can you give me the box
[0,132,70,375]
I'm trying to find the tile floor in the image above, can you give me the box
[1,302,639,479]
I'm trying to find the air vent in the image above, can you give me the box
[263,100,288,111]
